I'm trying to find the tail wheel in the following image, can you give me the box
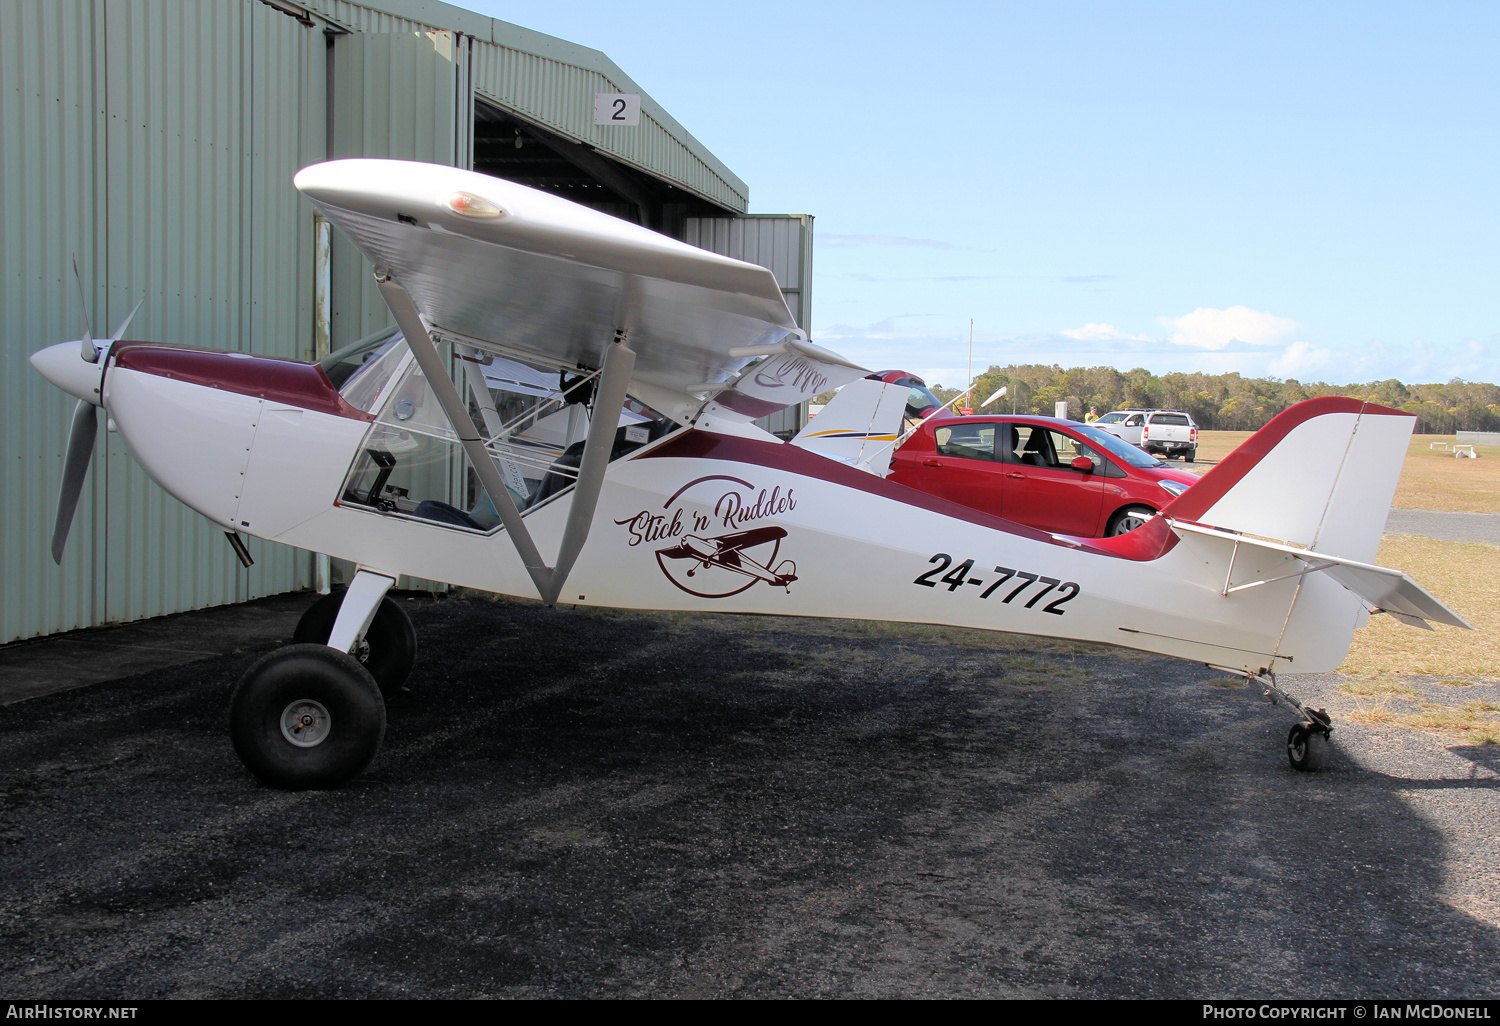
[294,591,417,694]
[1286,723,1328,772]
[1107,505,1156,536]
[229,644,386,789]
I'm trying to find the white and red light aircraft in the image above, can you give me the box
[31,159,1469,788]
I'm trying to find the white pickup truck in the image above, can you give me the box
[1093,408,1199,461]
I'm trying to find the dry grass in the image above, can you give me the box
[993,654,1093,688]
[1191,430,1254,466]
[1346,695,1500,743]
[1193,431,1500,511]
[1348,695,1400,726]
[1338,535,1500,679]
[1388,435,1500,513]
[1205,676,1249,689]
[1340,677,1419,698]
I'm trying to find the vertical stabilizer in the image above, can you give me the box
[790,378,908,474]
[1165,398,1415,565]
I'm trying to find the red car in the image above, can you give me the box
[889,414,1200,537]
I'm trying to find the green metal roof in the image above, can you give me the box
[304,0,749,212]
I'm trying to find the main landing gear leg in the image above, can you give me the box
[229,569,401,789]
[1245,670,1332,772]
[293,571,416,694]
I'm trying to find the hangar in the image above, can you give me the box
[0,0,815,643]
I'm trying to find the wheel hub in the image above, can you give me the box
[280,699,332,747]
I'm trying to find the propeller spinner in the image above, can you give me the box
[31,261,146,564]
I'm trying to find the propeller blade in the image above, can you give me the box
[109,292,146,342]
[51,400,98,565]
[71,255,98,363]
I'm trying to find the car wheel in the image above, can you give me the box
[229,644,386,789]
[1185,448,1197,463]
[294,591,417,694]
[1107,505,1156,536]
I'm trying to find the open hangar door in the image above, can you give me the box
[472,98,728,242]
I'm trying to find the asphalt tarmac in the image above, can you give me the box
[1384,508,1500,546]
[2,595,1496,999]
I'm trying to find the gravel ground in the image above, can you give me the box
[1,596,1496,999]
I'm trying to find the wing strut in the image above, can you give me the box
[375,274,634,605]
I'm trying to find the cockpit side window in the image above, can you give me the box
[339,342,679,532]
[321,327,407,412]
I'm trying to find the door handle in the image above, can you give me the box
[922,459,943,467]
[1006,472,1027,480]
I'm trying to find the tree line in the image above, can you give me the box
[920,366,1500,434]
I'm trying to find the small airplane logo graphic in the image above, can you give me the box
[655,526,798,597]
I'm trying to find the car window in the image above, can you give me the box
[1150,413,1190,426]
[904,382,943,418]
[1008,424,1066,467]
[1048,429,1103,472]
[1124,415,1143,426]
[1095,412,1125,424]
[934,423,997,461]
[1074,423,1166,468]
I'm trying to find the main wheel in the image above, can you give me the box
[294,591,417,694]
[1107,505,1156,536]
[1286,723,1328,772]
[1185,448,1197,463]
[229,644,386,789]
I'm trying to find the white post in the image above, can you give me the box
[313,213,333,595]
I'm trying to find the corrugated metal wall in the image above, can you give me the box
[327,27,465,349]
[1,0,101,641]
[683,215,817,437]
[1,0,322,643]
[3,0,803,642]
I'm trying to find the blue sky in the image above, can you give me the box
[470,1,1499,390]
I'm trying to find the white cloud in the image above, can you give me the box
[1060,322,1152,342]
[817,314,944,340]
[1269,341,1333,377]
[1160,305,1299,350]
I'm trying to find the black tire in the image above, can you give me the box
[294,591,417,694]
[1107,505,1156,536]
[1185,448,1197,463]
[229,644,386,789]
[1286,723,1328,772]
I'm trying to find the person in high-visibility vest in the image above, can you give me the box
[1085,406,1100,423]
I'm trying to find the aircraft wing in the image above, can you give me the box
[295,159,864,423]
[712,526,788,554]
[1168,519,1472,629]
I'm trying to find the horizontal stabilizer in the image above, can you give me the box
[1169,520,1472,630]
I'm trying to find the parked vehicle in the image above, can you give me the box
[868,369,947,427]
[1093,408,1199,461]
[889,415,1200,537]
